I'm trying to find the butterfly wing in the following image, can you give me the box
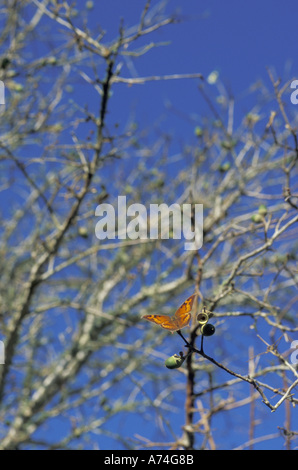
[143,294,196,332]
[173,294,196,329]
[142,314,177,331]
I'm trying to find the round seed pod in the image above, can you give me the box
[251,214,263,223]
[197,312,209,325]
[201,323,216,337]
[165,354,185,369]
[258,204,267,216]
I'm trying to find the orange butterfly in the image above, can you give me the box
[142,294,196,333]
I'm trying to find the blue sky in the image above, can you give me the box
[87,0,298,158]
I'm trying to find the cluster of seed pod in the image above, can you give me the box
[165,308,216,369]
[197,307,216,337]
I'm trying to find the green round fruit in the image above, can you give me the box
[258,204,267,216]
[165,354,185,369]
[251,214,263,223]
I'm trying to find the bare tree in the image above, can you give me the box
[0,0,297,450]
